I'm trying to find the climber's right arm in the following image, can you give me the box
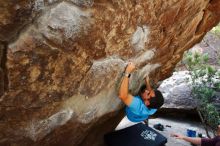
[118,62,135,106]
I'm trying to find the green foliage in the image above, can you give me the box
[211,23,220,38]
[183,51,220,133]
[203,104,219,128]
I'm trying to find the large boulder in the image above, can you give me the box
[159,71,196,109]
[0,0,220,146]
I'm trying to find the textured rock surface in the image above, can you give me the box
[0,1,35,41]
[159,71,196,109]
[0,43,4,96]
[199,32,220,65]
[0,0,220,146]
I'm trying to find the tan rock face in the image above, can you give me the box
[0,43,4,96]
[0,1,34,41]
[0,0,220,145]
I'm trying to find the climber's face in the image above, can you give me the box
[141,90,155,106]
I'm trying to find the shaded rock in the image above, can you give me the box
[0,69,3,97]
[0,1,35,41]
[200,32,220,65]
[0,44,3,64]
[0,0,220,146]
[0,43,4,96]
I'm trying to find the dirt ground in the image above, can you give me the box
[148,116,212,146]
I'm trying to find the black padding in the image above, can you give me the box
[104,123,167,146]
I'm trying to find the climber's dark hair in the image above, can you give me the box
[148,90,164,109]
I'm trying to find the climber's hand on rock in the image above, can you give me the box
[125,62,135,73]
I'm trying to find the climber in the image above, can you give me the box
[171,125,220,146]
[116,62,164,130]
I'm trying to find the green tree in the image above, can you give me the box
[211,23,220,38]
[184,51,220,137]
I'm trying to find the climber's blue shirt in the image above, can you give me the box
[126,95,157,122]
